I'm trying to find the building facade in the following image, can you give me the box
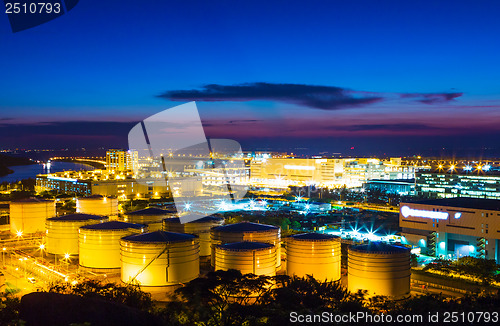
[399,198,500,262]
[106,149,139,172]
[416,172,500,199]
[250,157,415,188]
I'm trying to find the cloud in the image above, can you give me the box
[336,123,441,132]
[401,92,463,104]
[158,82,383,110]
[0,121,136,136]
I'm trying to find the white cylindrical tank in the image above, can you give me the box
[286,233,341,281]
[79,221,146,269]
[10,198,55,235]
[214,241,276,276]
[348,242,411,298]
[120,231,199,286]
[123,207,177,231]
[210,222,281,267]
[46,214,108,255]
[163,216,224,256]
[77,195,118,217]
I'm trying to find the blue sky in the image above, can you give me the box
[1,0,500,155]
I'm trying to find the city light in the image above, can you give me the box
[16,230,23,237]
[64,253,70,260]
[463,165,473,171]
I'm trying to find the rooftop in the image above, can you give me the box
[80,221,145,230]
[163,216,224,224]
[218,241,273,251]
[212,222,278,233]
[350,242,409,254]
[47,214,106,222]
[121,230,197,243]
[289,233,339,241]
[406,197,500,211]
[12,197,52,203]
[126,207,177,216]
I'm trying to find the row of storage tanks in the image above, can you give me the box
[9,198,410,297]
[9,196,119,235]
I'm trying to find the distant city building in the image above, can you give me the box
[35,175,92,195]
[250,157,415,188]
[106,149,138,172]
[35,169,201,198]
[416,172,500,199]
[363,179,415,195]
[400,198,500,262]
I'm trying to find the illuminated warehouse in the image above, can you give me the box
[400,198,500,262]
[348,242,411,298]
[10,198,55,236]
[162,216,224,256]
[286,233,341,281]
[210,222,281,267]
[77,195,118,217]
[120,231,199,286]
[123,207,177,231]
[79,221,146,269]
[46,214,108,255]
[214,242,277,276]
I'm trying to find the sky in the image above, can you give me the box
[1,0,500,157]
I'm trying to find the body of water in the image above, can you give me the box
[0,162,95,183]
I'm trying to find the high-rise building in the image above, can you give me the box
[106,149,138,172]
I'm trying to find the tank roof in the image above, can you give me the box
[218,241,273,251]
[121,230,197,243]
[47,213,106,222]
[12,197,52,203]
[289,233,339,241]
[212,222,278,233]
[80,221,145,230]
[163,216,223,224]
[126,207,176,216]
[350,242,410,254]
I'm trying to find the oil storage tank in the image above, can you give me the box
[210,222,281,267]
[214,241,276,276]
[10,198,55,235]
[123,207,176,231]
[46,214,108,255]
[120,231,199,286]
[163,216,224,256]
[286,233,341,281]
[79,221,146,269]
[77,195,118,217]
[348,242,411,298]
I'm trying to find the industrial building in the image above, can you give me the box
[163,216,224,256]
[415,171,500,199]
[286,233,341,281]
[210,222,281,267]
[250,157,415,188]
[214,241,277,276]
[120,231,200,286]
[348,242,411,298]
[363,179,415,195]
[400,198,500,262]
[45,213,108,255]
[79,221,146,269]
[9,198,55,235]
[123,207,177,231]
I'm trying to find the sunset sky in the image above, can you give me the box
[1,0,500,156]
